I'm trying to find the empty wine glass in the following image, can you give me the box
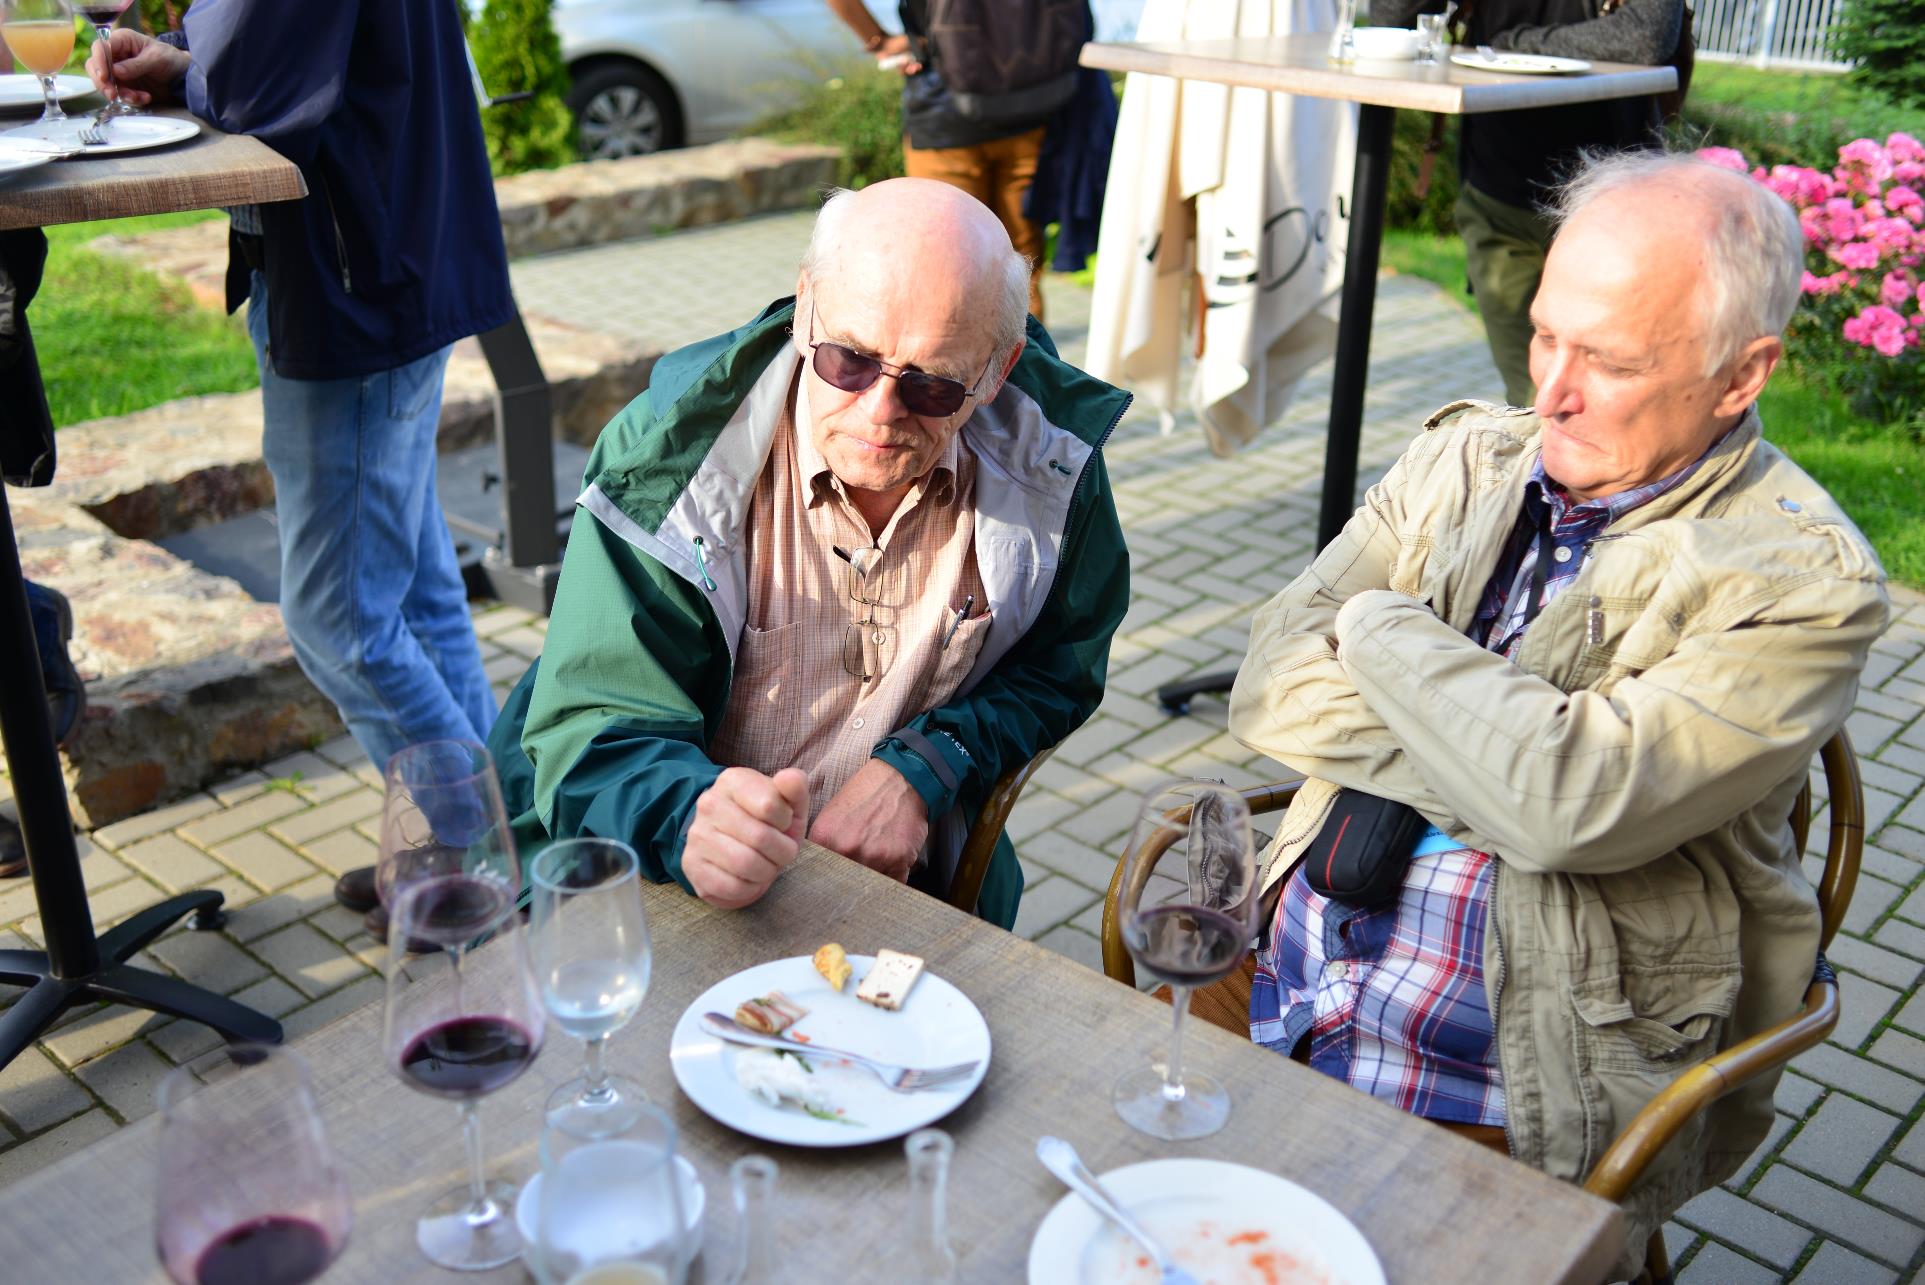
[533,1101,687,1285]
[530,837,653,1135]
[384,880,546,1270]
[377,739,519,949]
[2,0,75,125]
[154,1045,352,1285]
[1112,778,1258,1140]
[75,0,135,116]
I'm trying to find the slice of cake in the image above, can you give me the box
[855,948,925,1011]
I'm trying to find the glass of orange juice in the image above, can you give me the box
[3,0,76,125]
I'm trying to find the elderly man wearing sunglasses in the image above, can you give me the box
[489,179,1132,928]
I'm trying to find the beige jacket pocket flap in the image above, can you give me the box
[1571,970,1742,1064]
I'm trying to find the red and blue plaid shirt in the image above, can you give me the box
[1250,446,1717,1126]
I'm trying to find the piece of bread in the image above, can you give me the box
[814,943,852,992]
[855,948,925,1010]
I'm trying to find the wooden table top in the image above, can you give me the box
[1081,32,1676,114]
[0,107,304,231]
[0,845,1623,1284]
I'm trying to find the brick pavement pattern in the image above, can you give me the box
[4,213,1924,1281]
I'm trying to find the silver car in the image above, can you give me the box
[555,0,896,160]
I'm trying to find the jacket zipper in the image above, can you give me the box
[1051,392,1133,596]
[317,172,353,294]
[1487,859,1515,1158]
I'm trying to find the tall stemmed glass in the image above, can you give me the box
[154,1045,352,1285]
[384,881,546,1270]
[377,739,520,949]
[2,0,75,125]
[530,837,653,1135]
[75,0,136,116]
[1112,779,1259,1140]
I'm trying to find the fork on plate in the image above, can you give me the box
[699,1012,980,1094]
[78,120,109,147]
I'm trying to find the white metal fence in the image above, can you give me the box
[1692,0,1851,71]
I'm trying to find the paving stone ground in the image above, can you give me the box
[5,213,1924,1282]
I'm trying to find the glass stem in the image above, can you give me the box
[1163,984,1192,1102]
[94,28,114,105]
[38,73,58,123]
[460,1100,492,1216]
[582,1034,612,1102]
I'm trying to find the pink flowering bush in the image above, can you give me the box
[1699,135,1925,436]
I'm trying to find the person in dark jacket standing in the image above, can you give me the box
[89,0,514,921]
[1373,0,1684,405]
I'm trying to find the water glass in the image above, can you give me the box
[1416,13,1449,63]
[1112,779,1258,1141]
[531,837,653,1135]
[534,1102,687,1285]
[154,1045,351,1285]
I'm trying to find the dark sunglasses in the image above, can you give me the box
[802,301,995,418]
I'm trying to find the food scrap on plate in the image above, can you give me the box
[856,948,925,1010]
[734,990,808,1035]
[814,942,852,992]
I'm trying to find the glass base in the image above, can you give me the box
[416,1177,522,1270]
[101,99,141,117]
[546,1074,651,1137]
[1113,1063,1231,1140]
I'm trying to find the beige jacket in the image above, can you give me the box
[1229,401,1890,1271]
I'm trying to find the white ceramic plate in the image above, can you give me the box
[0,135,67,181]
[0,74,93,111]
[669,954,990,1148]
[514,1155,706,1249]
[1028,1157,1387,1285]
[1,112,199,155]
[1451,51,1592,74]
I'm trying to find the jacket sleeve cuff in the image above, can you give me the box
[873,727,966,819]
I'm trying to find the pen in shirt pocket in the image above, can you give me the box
[941,594,975,649]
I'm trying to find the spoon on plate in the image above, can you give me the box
[1036,1136,1199,1285]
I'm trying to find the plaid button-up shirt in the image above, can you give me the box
[1250,444,1717,1126]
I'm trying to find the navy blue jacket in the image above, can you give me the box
[175,0,514,380]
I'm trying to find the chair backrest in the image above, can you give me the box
[1098,731,1862,985]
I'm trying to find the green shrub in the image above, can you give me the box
[1386,111,1460,234]
[1833,0,1925,112]
[469,0,576,176]
[748,63,904,190]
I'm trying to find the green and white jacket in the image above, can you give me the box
[490,299,1132,929]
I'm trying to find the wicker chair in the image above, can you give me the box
[942,746,1057,915]
[1098,731,1863,1285]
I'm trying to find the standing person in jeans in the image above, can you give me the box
[88,0,513,928]
[825,0,1089,322]
[1373,0,1684,405]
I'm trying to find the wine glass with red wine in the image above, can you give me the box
[154,1045,352,1285]
[1112,778,1258,1140]
[377,739,519,950]
[384,880,546,1270]
[76,0,138,117]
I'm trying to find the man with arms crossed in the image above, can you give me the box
[491,179,1129,928]
[1225,152,1888,1273]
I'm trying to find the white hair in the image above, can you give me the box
[1547,151,1804,376]
[801,187,1032,368]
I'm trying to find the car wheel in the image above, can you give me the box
[568,61,683,160]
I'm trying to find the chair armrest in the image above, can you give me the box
[1582,978,1839,1203]
[945,746,1056,915]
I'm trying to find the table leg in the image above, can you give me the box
[1153,102,1398,716]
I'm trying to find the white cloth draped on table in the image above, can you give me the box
[1086,0,1358,455]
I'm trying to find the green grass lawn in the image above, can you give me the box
[38,210,259,426]
[1381,229,1925,588]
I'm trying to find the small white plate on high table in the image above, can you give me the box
[0,73,94,112]
[0,135,71,182]
[1028,1157,1387,1285]
[1451,50,1592,74]
[670,953,991,1147]
[2,113,199,156]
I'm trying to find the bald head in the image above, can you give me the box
[800,179,1031,357]
[1547,152,1803,375]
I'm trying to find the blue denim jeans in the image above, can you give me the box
[247,274,496,770]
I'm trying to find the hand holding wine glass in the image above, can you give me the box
[154,1045,352,1285]
[1112,778,1259,1140]
[82,25,185,108]
[74,0,138,115]
[530,837,653,1135]
[384,880,546,1270]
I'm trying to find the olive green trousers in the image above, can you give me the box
[1454,182,1557,408]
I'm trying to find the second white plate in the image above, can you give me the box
[1029,1157,1387,1285]
[669,953,991,1148]
[0,74,93,112]
[1451,51,1592,74]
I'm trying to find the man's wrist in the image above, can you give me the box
[862,30,886,52]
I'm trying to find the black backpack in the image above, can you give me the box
[906,0,1089,124]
